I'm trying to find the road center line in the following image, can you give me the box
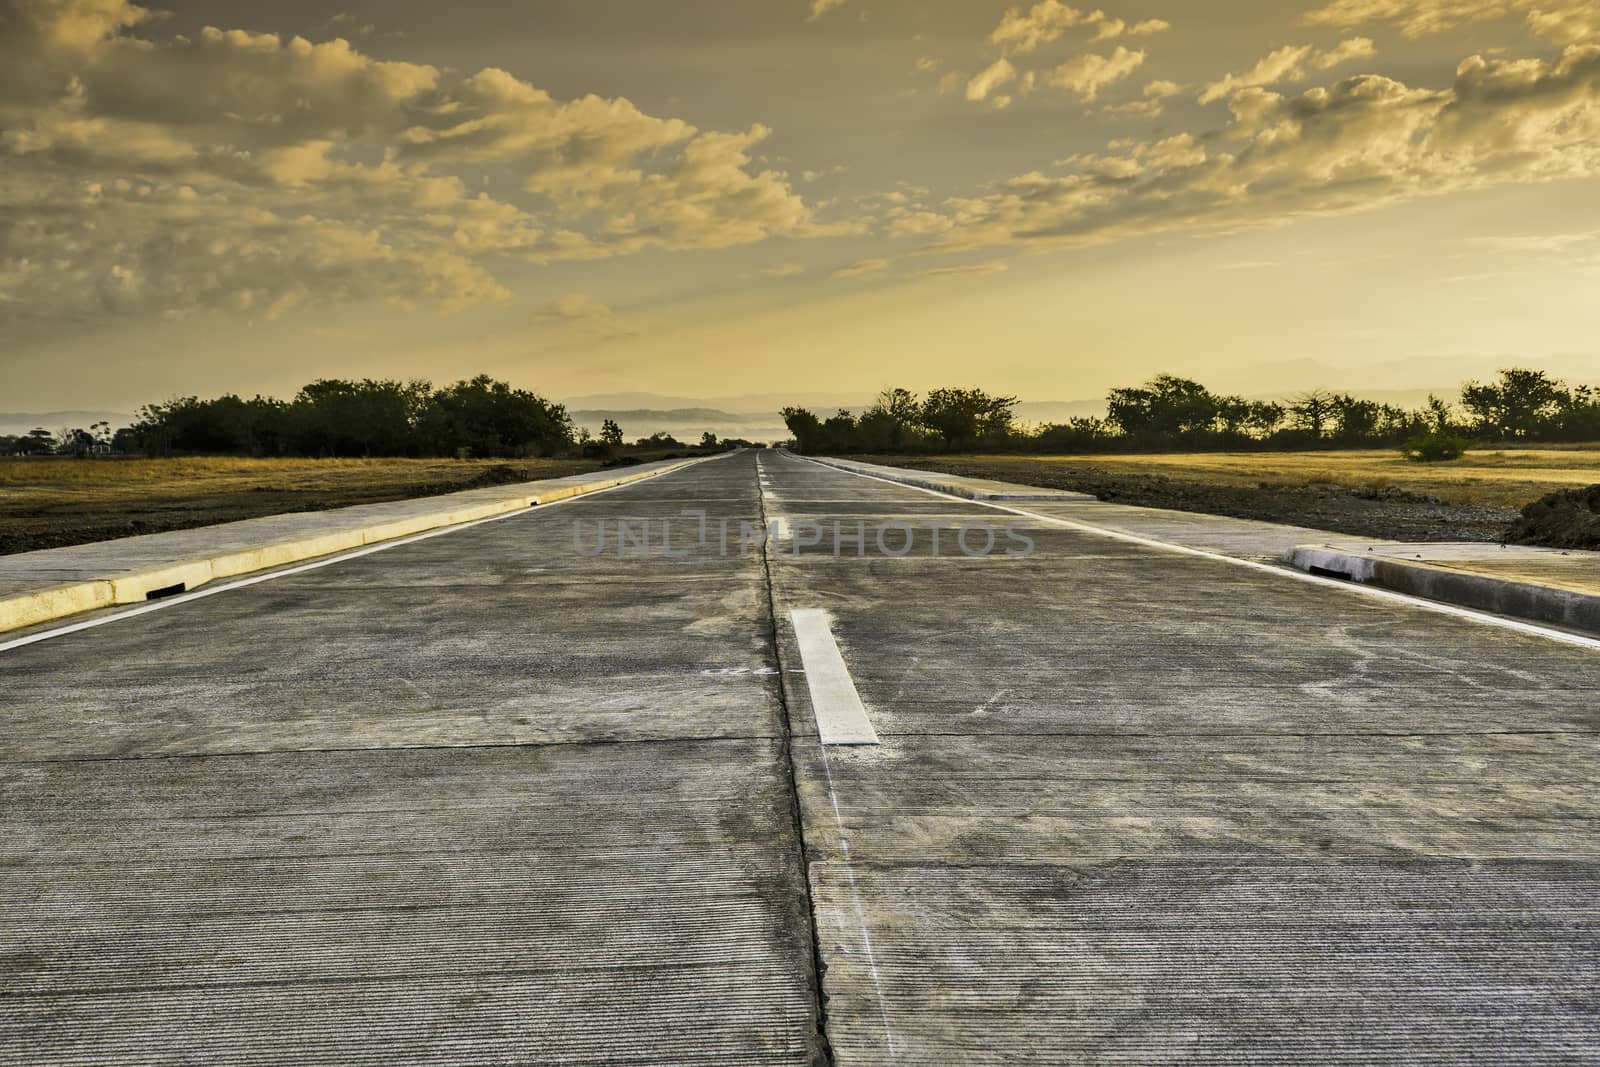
[788,609,880,745]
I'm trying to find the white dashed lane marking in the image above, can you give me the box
[788,609,880,745]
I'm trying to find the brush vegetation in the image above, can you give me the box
[782,368,1600,457]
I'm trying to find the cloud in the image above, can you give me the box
[1103,78,1185,117]
[832,257,890,278]
[762,262,807,276]
[967,57,1019,101]
[801,164,847,182]
[919,260,1010,276]
[1304,0,1599,43]
[991,2,1094,54]
[1092,18,1128,41]
[887,209,956,236]
[906,45,1600,260]
[914,55,943,73]
[989,2,1164,53]
[808,0,849,21]
[327,13,375,37]
[1199,39,1376,103]
[0,0,838,329]
[547,293,614,320]
[1469,230,1600,252]
[541,124,850,253]
[1317,36,1378,68]
[537,292,635,338]
[1046,47,1146,100]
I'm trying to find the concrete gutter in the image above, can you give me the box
[804,455,1095,502]
[0,454,715,634]
[1285,543,1600,635]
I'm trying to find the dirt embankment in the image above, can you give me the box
[1505,485,1600,549]
[876,457,1523,543]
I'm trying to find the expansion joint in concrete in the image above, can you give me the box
[755,465,839,1067]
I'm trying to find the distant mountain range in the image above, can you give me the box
[563,388,1521,442]
[0,411,131,436]
[569,407,790,443]
[563,391,872,411]
[570,407,775,425]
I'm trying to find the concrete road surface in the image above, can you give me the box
[3,450,1597,1064]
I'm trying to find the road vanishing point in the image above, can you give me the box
[3,449,1598,1064]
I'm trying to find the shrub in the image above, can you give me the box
[1401,431,1472,463]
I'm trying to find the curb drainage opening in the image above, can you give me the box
[1308,565,1355,581]
[145,583,187,600]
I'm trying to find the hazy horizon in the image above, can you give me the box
[3,0,1599,409]
[8,376,1598,442]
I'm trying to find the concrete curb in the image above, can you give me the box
[1285,545,1600,635]
[0,454,716,634]
[803,455,1095,502]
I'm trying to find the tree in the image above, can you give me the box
[1329,394,1381,442]
[1423,394,1454,434]
[700,431,719,449]
[1244,401,1285,439]
[1214,396,1252,437]
[124,395,290,455]
[418,375,572,458]
[875,387,919,425]
[780,407,825,453]
[290,379,429,457]
[856,387,923,452]
[822,409,859,452]
[600,419,624,447]
[919,387,1016,451]
[1555,385,1600,441]
[1289,388,1336,439]
[1034,417,1110,452]
[1106,375,1221,443]
[58,427,98,455]
[1373,403,1416,441]
[1460,368,1569,439]
[20,428,55,455]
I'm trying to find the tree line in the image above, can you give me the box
[3,376,612,460]
[7,366,1594,460]
[108,376,576,459]
[781,368,1600,456]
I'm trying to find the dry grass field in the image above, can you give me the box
[0,456,600,554]
[947,446,1600,508]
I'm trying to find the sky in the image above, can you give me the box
[2,0,1599,414]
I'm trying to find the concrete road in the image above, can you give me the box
[3,450,1598,1064]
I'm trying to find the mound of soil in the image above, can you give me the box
[1503,484,1600,550]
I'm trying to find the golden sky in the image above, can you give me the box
[2,0,1599,410]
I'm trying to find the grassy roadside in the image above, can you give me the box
[886,447,1600,507]
[0,456,606,555]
